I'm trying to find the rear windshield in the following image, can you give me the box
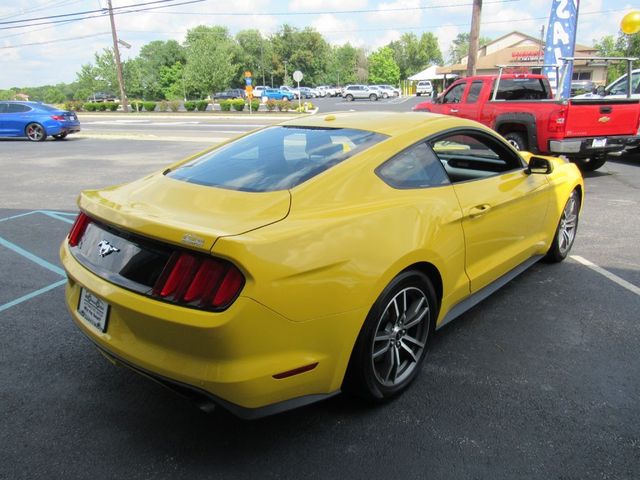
[491,78,550,100]
[167,126,387,192]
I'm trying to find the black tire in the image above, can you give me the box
[416,92,422,96]
[345,94,354,102]
[369,94,377,101]
[573,156,607,172]
[25,123,46,142]
[544,189,580,263]
[53,132,68,140]
[503,131,527,151]
[344,270,437,401]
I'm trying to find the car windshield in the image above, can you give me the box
[167,126,388,192]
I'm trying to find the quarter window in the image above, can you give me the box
[466,81,483,103]
[7,103,30,113]
[376,142,450,189]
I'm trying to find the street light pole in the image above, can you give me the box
[107,0,128,112]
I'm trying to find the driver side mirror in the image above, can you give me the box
[596,85,606,96]
[527,156,553,175]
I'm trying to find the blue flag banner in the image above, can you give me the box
[542,0,580,98]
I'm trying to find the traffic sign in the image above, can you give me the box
[293,70,303,82]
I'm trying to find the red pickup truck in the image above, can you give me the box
[414,74,640,171]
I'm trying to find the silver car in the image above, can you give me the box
[342,85,379,101]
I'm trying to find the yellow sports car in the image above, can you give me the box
[60,112,583,418]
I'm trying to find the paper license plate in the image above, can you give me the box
[78,288,109,332]
[591,138,607,148]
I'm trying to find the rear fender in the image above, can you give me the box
[495,113,539,153]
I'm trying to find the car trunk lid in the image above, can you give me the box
[565,99,640,137]
[78,173,291,253]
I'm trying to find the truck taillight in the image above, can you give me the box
[548,108,567,133]
[152,252,245,310]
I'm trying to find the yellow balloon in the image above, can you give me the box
[621,10,640,35]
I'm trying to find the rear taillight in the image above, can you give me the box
[547,108,567,133]
[51,115,65,121]
[68,212,91,247]
[153,252,244,309]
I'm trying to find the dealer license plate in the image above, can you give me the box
[591,138,607,148]
[78,288,109,332]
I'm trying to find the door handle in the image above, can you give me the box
[468,204,491,217]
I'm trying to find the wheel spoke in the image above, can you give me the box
[373,343,390,359]
[404,305,428,330]
[374,333,391,343]
[391,346,401,383]
[402,335,425,349]
[383,346,396,382]
[400,342,419,362]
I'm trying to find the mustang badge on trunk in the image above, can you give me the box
[97,240,120,257]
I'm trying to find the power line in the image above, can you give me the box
[0,0,204,31]
[0,0,83,22]
[0,7,627,49]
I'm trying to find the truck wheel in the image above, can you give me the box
[574,156,607,172]
[503,132,527,151]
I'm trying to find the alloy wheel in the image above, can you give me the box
[371,287,430,387]
[558,192,579,255]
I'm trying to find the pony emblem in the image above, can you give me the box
[97,240,120,257]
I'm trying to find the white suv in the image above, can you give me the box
[416,80,433,96]
[342,85,378,101]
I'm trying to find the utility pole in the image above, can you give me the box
[466,0,482,76]
[107,0,128,112]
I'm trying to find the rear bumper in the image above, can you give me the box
[60,241,362,416]
[548,135,640,158]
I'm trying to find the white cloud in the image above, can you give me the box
[311,14,364,46]
[435,24,459,63]
[367,0,422,27]
[370,29,401,50]
[289,0,367,11]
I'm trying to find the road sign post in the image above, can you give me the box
[245,71,253,114]
[293,70,303,111]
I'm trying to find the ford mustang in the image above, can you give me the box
[60,112,583,418]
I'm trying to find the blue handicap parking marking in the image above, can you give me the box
[0,210,78,313]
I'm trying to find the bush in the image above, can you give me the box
[232,99,245,111]
[96,102,108,111]
[143,101,156,112]
[276,99,291,112]
[246,98,260,111]
[83,102,97,112]
[184,101,197,111]
[265,99,276,111]
[130,100,143,112]
[64,100,83,112]
[196,100,209,111]
[158,100,169,112]
[219,99,232,111]
[168,100,180,112]
[105,102,118,111]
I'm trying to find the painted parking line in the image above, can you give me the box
[570,255,640,297]
[0,209,75,313]
[0,279,66,313]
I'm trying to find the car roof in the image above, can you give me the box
[280,111,490,138]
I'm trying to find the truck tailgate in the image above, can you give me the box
[566,99,640,137]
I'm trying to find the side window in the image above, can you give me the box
[0,104,7,113]
[443,83,466,104]
[429,131,524,183]
[376,142,450,189]
[609,73,640,95]
[466,81,483,103]
[7,104,30,113]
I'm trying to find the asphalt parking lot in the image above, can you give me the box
[1,104,639,479]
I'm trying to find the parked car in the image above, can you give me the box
[213,89,246,100]
[87,92,116,102]
[573,69,640,100]
[325,86,339,97]
[279,86,300,99]
[0,101,80,141]
[413,73,640,171]
[416,81,433,96]
[367,86,386,98]
[252,85,269,98]
[315,86,328,97]
[343,85,378,101]
[570,80,597,96]
[61,111,583,418]
[298,87,316,98]
[377,85,401,97]
[261,88,295,101]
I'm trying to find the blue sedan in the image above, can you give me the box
[0,101,81,141]
[260,88,295,101]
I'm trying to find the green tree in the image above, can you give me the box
[137,40,186,99]
[368,46,400,84]
[183,26,239,97]
[388,32,443,79]
[270,25,330,86]
[448,33,492,63]
[356,47,369,83]
[325,43,358,86]
[236,29,271,85]
[159,62,186,100]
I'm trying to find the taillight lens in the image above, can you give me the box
[153,252,244,310]
[547,108,567,133]
[51,115,65,121]
[68,212,91,247]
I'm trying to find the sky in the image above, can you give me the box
[0,0,636,88]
